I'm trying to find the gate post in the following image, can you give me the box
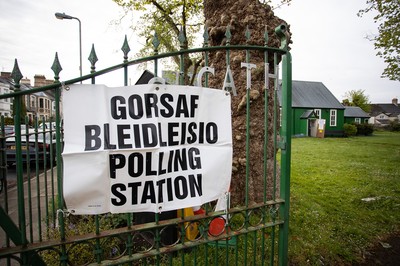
[278,50,292,265]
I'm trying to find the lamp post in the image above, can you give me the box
[55,12,82,78]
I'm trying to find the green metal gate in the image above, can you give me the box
[0,24,291,265]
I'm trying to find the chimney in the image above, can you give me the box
[34,75,46,87]
[33,74,53,87]
[1,72,11,79]
[393,97,398,106]
[21,78,31,85]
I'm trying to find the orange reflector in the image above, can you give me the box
[208,217,226,237]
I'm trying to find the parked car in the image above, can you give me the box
[0,172,3,193]
[39,122,57,130]
[0,125,15,136]
[6,129,58,166]
[1,125,33,136]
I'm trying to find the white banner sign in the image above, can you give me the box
[62,84,232,214]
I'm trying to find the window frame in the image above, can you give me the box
[314,109,321,119]
[330,109,337,127]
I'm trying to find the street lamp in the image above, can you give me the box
[55,12,82,78]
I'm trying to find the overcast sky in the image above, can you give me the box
[0,0,398,103]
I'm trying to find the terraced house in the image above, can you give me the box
[0,72,56,123]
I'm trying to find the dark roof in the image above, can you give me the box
[279,80,344,109]
[370,104,400,117]
[0,76,54,99]
[0,77,14,86]
[344,106,370,118]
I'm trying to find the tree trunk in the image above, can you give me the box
[203,0,291,206]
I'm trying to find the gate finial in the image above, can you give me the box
[88,44,98,73]
[245,25,251,43]
[225,25,232,45]
[51,52,63,82]
[203,25,209,46]
[178,26,186,49]
[121,35,130,63]
[11,59,23,87]
[264,25,269,46]
[152,32,160,52]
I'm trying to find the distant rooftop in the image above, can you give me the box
[279,80,344,109]
[370,103,400,117]
[344,106,370,118]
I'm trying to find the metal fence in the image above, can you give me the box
[0,24,292,265]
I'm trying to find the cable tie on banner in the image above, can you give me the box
[56,209,71,228]
[61,81,70,91]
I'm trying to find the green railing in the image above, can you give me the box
[0,24,291,265]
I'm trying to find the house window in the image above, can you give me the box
[314,109,321,119]
[3,89,9,102]
[355,118,361,124]
[330,109,337,126]
[379,114,385,119]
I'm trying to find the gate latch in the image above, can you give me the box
[278,141,287,150]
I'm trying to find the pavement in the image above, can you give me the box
[0,167,58,263]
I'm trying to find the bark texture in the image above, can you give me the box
[203,0,292,206]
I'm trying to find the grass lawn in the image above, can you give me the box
[288,131,400,265]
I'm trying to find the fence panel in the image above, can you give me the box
[0,24,291,265]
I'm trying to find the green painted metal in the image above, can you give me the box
[244,29,251,266]
[11,61,25,243]
[0,24,291,265]
[88,44,98,74]
[51,52,63,79]
[122,35,130,86]
[278,51,292,266]
[0,207,46,265]
[262,27,269,266]
[153,32,160,77]
[203,26,210,88]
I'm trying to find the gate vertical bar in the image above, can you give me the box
[244,26,251,266]
[270,52,278,266]
[24,116,34,243]
[122,35,130,86]
[11,61,27,256]
[262,27,269,266]
[34,117,42,242]
[152,32,162,266]
[121,36,134,265]
[52,52,69,266]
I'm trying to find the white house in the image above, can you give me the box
[369,98,400,126]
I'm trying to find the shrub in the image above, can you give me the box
[389,119,400,131]
[343,123,357,137]
[4,117,13,125]
[353,123,374,136]
[41,213,129,265]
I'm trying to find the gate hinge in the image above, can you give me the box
[278,141,287,150]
